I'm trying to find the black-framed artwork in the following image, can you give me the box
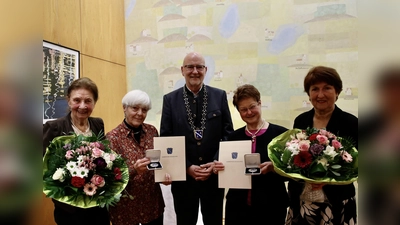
[43,41,80,124]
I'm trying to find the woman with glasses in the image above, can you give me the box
[106,90,171,225]
[218,84,289,225]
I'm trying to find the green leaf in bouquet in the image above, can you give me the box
[330,164,341,169]
[330,169,341,176]
[309,162,327,175]
[281,149,292,165]
[269,150,284,168]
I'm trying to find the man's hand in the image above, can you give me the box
[162,173,172,186]
[212,160,225,174]
[187,162,214,181]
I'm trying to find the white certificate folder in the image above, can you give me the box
[154,136,186,182]
[218,140,252,189]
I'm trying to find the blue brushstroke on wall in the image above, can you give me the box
[219,4,240,39]
[267,24,304,54]
[125,0,136,19]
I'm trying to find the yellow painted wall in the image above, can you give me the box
[42,0,126,224]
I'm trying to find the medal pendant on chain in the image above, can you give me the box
[194,129,203,140]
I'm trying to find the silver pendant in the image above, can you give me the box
[194,129,203,140]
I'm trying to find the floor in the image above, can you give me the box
[159,182,357,225]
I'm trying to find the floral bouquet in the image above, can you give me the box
[43,133,129,209]
[268,128,358,185]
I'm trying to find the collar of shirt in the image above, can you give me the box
[120,121,148,138]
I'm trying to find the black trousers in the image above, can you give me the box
[225,196,287,225]
[171,175,224,225]
[53,200,110,225]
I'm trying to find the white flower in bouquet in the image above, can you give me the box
[317,157,329,170]
[66,161,78,171]
[52,168,65,182]
[323,145,338,158]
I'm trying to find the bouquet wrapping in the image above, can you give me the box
[268,128,358,185]
[43,133,129,209]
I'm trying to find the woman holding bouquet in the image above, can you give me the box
[106,90,171,225]
[286,66,358,225]
[43,77,110,225]
[220,84,289,225]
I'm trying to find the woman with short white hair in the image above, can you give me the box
[106,90,171,225]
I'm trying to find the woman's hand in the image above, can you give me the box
[162,173,172,186]
[133,157,150,175]
[260,161,274,174]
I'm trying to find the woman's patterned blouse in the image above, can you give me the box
[106,122,165,225]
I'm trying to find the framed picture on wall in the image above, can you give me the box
[43,41,80,124]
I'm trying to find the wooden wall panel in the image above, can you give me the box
[82,55,127,133]
[81,0,126,65]
[41,194,56,225]
[43,0,81,51]
[42,0,126,224]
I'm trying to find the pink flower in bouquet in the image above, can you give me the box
[293,151,312,168]
[332,139,342,149]
[83,183,97,196]
[89,142,101,149]
[76,146,88,154]
[109,153,116,161]
[65,150,74,159]
[316,134,329,145]
[92,147,104,158]
[298,140,310,151]
[71,176,86,188]
[341,150,353,163]
[286,139,299,147]
[91,175,105,187]
[319,129,329,136]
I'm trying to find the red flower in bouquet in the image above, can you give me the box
[309,133,318,141]
[293,151,312,168]
[71,176,86,188]
[114,167,122,180]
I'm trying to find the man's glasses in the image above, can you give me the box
[184,65,206,71]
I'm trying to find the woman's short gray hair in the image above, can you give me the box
[122,90,152,110]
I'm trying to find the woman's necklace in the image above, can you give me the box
[245,119,265,142]
[71,120,91,136]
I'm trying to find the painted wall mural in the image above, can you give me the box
[124,0,358,130]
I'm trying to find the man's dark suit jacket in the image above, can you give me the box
[160,85,233,168]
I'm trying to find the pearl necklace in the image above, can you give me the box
[245,119,265,142]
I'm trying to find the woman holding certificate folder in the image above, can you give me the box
[106,90,171,225]
[220,84,289,225]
